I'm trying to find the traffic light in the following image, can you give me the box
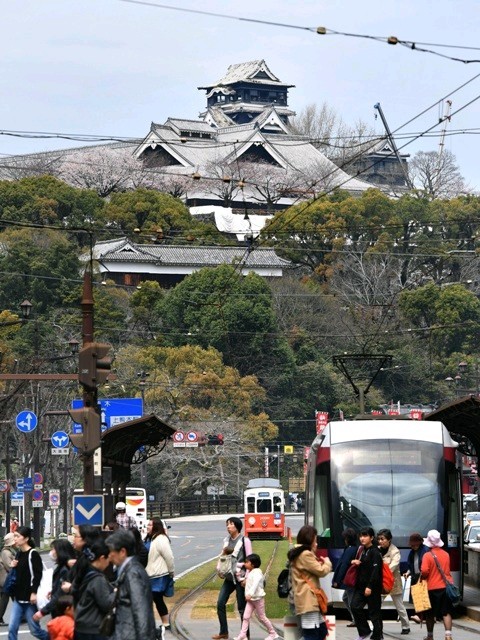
[68,406,101,454]
[207,434,224,445]
[78,342,112,389]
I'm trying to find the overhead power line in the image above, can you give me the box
[117,0,480,64]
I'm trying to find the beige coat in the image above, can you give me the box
[381,542,403,596]
[291,548,332,615]
[0,546,15,588]
[145,534,175,578]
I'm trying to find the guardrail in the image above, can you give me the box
[147,497,243,518]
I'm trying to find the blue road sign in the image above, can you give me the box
[51,431,69,448]
[15,410,38,433]
[73,495,104,526]
[23,478,33,492]
[71,398,143,434]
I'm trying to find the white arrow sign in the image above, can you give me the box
[76,503,101,520]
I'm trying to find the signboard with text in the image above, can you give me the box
[72,398,143,434]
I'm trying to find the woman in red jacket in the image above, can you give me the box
[420,530,453,640]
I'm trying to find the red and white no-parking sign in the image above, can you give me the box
[49,490,60,508]
[173,432,185,442]
[187,431,198,442]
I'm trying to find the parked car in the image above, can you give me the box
[463,521,480,545]
[464,511,480,526]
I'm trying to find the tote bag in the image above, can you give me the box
[410,578,431,613]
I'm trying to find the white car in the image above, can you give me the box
[464,521,480,545]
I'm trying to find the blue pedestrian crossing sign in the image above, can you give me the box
[73,495,104,526]
[16,410,38,433]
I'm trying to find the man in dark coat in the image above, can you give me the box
[106,529,156,640]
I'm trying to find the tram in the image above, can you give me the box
[305,417,463,606]
[244,478,287,539]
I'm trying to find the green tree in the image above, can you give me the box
[158,264,290,376]
[114,343,277,499]
[0,227,80,314]
[399,283,480,355]
[0,175,105,238]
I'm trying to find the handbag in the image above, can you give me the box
[429,551,460,607]
[99,573,124,636]
[410,577,431,613]
[302,574,328,614]
[37,566,54,611]
[343,545,363,588]
[3,567,16,596]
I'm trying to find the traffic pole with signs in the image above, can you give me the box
[49,490,61,538]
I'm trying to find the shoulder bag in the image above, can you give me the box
[99,572,124,636]
[301,573,328,614]
[429,551,461,607]
[3,566,17,596]
[343,546,363,588]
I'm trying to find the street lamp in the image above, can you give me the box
[19,299,32,320]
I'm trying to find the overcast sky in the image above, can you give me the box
[2,0,480,189]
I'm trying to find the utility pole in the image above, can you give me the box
[374,103,415,191]
[68,271,112,494]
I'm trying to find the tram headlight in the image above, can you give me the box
[248,516,256,526]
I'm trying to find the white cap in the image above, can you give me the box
[115,501,126,510]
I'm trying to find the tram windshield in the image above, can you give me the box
[320,439,445,547]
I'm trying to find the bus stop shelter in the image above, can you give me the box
[427,395,480,459]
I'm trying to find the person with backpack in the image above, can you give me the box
[0,533,16,626]
[377,528,410,635]
[212,517,252,640]
[350,527,383,640]
[8,526,49,640]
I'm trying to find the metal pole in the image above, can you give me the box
[81,271,97,495]
[359,389,365,414]
[277,444,280,479]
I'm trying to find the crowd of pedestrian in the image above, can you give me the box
[0,503,176,640]
[0,511,459,640]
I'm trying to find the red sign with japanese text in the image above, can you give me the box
[315,411,329,434]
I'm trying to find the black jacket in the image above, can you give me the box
[74,568,114,634]
[355,545,382,593]
[13,549,43,602]
[112,558,156,640]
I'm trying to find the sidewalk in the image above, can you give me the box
[175,602,480,640]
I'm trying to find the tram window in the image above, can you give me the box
[273,494,282,512]
[257,498,272,513]
[314,471,330,537]
[246,497,256,513]
[330,440,444,547]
